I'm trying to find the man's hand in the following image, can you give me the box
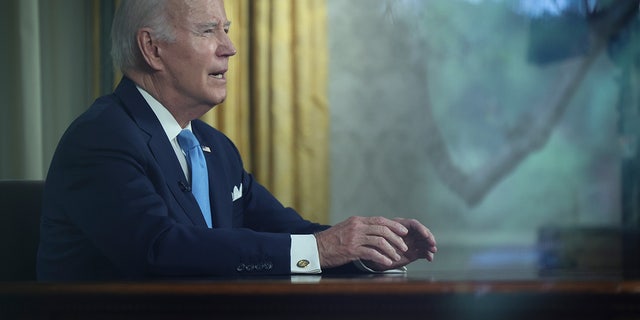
[315,216,437,270]
[361,218,437,271]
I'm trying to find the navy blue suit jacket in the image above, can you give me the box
[37,77,327,280]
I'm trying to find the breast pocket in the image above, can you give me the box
[230,183,245,227]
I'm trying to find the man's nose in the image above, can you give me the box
[217,33,237,57]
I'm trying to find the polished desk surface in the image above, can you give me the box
[1,269,640,320]
[2,270,639,294]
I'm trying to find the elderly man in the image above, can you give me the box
[37,0,437,280]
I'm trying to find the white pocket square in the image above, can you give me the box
[232,184,243,202]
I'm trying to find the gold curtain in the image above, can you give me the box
[201,0,331,224]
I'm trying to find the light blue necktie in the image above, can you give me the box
[177,129,213,228]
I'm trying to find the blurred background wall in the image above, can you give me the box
[327,0,639,273]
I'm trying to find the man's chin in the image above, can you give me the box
[207,91,227,108]
[212,96,226,107]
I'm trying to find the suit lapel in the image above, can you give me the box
[113,77,209,227]
[147,135,209,227]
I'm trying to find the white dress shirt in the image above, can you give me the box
[137,87,321,274]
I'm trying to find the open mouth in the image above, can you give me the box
[210,69,227,79]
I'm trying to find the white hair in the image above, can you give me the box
[111,0,177,72]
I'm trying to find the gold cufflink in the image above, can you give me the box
[296,259,310,268]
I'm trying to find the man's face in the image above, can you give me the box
[159,0,236,110]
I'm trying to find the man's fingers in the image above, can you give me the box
[359,246,395,267]
[395,218,437,246]
[427,251,435,262]
[358,217,409,252]
[317,216,437,270]
[366,216,408,236]
[367,225,408,252]
[362,235,402,262]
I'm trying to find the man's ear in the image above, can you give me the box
[137,28,163,71]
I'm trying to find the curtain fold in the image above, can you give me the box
[0,0,44,179]
[247,0,329,223]
[1,0,96,180]
[294,0,329,224]
[202,0,329,223]
[18,0,44,180]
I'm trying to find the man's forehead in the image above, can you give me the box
[180,0,228,23]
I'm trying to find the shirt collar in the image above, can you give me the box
[136,86,192,140]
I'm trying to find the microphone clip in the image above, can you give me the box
[178,181,192,192]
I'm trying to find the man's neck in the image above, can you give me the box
[126,71,196,128]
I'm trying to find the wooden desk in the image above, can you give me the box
[1,272,640,320]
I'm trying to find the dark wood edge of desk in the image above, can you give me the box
[2,278,640,295]
[2,278,640,320]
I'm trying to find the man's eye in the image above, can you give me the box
[204,29,214,34]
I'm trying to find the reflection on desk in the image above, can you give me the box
[1,270,639,320]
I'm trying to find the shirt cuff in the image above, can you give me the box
[353,259,408,274]
[290,234,322,274]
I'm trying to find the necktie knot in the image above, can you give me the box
[178,129,200,153]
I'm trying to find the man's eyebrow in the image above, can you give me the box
[196,21,232,28]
